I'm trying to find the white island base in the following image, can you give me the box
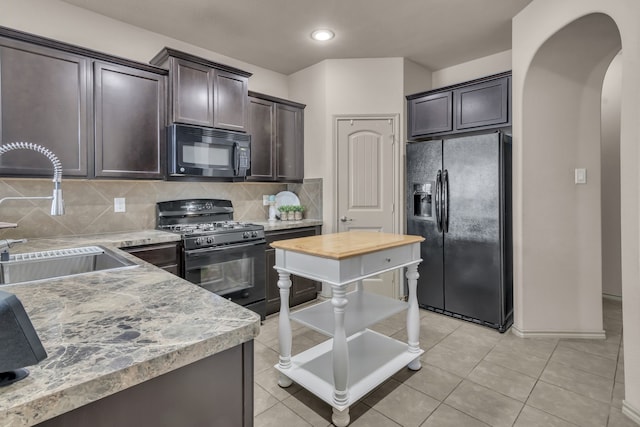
[271,232,425,427]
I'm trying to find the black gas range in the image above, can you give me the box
[157,199,266,319]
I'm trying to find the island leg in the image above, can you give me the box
[331,284,350,426]
[406,263,422,371]
[276,269,293,387]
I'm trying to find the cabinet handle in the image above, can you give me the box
[340,216,353,222]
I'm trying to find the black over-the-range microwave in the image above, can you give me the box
[168,124,251,179]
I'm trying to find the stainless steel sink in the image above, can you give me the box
[0,246,138,285]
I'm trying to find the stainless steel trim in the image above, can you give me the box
[184,240,266,257]
[443,169,449,233]
[436,170,442,232]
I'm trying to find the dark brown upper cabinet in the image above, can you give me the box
[247,96,275,180]
[247,92,305,182]
[0,37,89,177]
[454,77,509,130]
[94,62,166,179]
[0,26,168,180]
[408,91,452,137]
[407,71,511,140]
[150,48,251,132]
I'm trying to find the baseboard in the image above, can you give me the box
[622,400,640,425]
[623,400,640,425]
[511,325,606,339]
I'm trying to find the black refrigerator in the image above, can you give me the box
[406,131,513,332]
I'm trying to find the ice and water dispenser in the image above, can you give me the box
[412,183,433,219]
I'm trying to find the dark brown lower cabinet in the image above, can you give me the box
[123,242,180,275]
[36,341,253,427]
[265,226,321,316]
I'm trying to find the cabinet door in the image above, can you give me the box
[454,77,509,130]
[94,62,166,179]
[265,227,321,316]
[290,276,319,307]
[265,248,281,315]
[124,242,179,275]
[408,92,452,138]
[171,58,213,126]
[275,103,304,181]
[213,70,248,132]
[0,39,89,176]
[247,96,275,181]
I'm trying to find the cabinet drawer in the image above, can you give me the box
[125,243,179,267]
[361,245,413,276]
[266,227,317,244]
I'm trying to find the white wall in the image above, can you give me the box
[601,53,623,297]
[431,50,512,89]
[513,0,640,421]
[1,0,289,97]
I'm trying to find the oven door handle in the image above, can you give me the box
[185,241,266,257]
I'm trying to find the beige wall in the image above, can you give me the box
[290,58,417,234]
[402,59,432,97]
[431,50,512,89]
[513,0,640,421]
[601,53,623,297]
[1,0,289,97]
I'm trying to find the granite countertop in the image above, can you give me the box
[0,230,261,427]
[250,218,323,232]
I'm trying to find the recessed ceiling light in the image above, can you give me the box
[311,29,335,41]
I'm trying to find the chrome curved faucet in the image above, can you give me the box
[0,142,64,215]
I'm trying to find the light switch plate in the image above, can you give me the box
[114,197,126,212]
[575,168,587,184]
[263,195,270,206]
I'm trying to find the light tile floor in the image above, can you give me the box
[254,297,633,427]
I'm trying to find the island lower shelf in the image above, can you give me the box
[289,290,408,337]
[275,329,423,410]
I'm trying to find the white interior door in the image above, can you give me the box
[336,117,398,298]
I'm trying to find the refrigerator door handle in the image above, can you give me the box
[435,170,443,233]
[443,169,450,233]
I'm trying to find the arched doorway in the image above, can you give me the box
[513,1,640,422]
[515,13,621,337]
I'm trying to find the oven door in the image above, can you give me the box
[183,241,266,307]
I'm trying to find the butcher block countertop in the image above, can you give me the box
[270,231,424,259]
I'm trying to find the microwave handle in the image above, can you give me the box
[233,142,240,175]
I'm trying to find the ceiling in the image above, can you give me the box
[60,0,533,75]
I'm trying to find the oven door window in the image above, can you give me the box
[198,257,253,295]
[184,242,266,299]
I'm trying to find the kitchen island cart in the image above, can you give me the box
[271,231,424,426]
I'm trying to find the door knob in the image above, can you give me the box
[340,216,353,222]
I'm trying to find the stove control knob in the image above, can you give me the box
[251,231,258,238]
[205,202,213,210]
[195,237,203,246]
[206,236,213,244]
[243,231,250,239]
